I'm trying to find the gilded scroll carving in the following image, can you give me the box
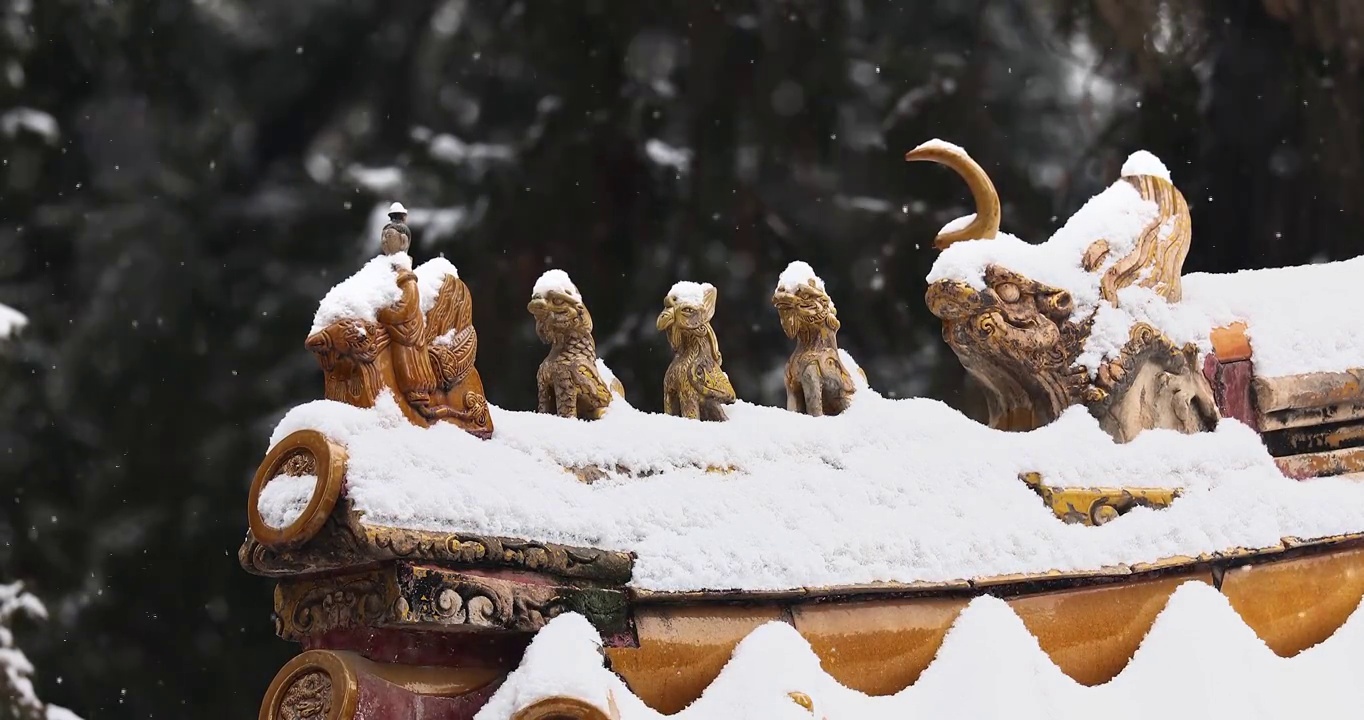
[772,267,857,417]
[1020,472,1181,526]
[271,564,617,641]
[241,506,634,583]
[306,258,492,438]
[658,283,735,421]
[911,143,1218,441]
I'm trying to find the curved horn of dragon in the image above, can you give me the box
[904,141,1002,249]
[914,143,1217,442]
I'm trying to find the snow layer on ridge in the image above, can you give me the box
[478,582,1364,720]
[666,281,710,305]
[267,390,1364,592]
[1182,256,1364,377]
[533,269,581,299]
[310,253,411,334]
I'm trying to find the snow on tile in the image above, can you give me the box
[310,253,410,334]
[532,269,582,299]
[256,475,317,528]
[266,388,1364,592]
[1121,150,1172,180]
[776,261,825,293]
[1182,256,1364,377]
[666,281,710,306]
[479,582,1364,720]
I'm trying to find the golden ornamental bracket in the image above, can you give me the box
[247,430,347,549]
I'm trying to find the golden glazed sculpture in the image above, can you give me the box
[528,271,619,420]
[908,144,1217,441]
[657,282,736,421]
[772,265,857,417]
[305,259,492,438]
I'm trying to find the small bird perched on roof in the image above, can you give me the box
[381,201,412,255]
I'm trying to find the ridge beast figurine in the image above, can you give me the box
[657,282,736,421]
[528,270,618,420]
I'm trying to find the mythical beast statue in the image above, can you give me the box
[907,142,1218,442]
[772,262,858,417]
[657,282,736,421]
[528,271,619,420]
[306,257,493,437]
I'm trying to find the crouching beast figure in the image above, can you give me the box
[772,265,857,417]
[528,273,617,420]
[657,282,736,421]
[907,142,1218,442]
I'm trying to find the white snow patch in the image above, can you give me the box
[0,303,26,339]
[838,349,870,390]
[413,256,459,313]
[532,269,582,300]
[940,213,976,236]
[776,261,825,293]
[0,583,83,720]
[428,134,515,165]
[256,475,317,528]
[645,139,692,172]
[1182,256,1364,377]
[346,165,403,193]
[480,583,1364,719]
[310,253,410,334]
[1121,150,1171,180]
[265,390,1364,592]
[927,179,1158,310]
[910,137,969,157]
[595,359,623,399]
[0,108,58,144]
[666,281,710,306]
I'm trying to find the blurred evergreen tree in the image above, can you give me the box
[0,0,1358,717]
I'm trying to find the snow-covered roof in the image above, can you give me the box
[264,388,1364,593]
[479,582,1364,720]
[1182,256,1364,378]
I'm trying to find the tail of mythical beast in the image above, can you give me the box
[904,142,1192,304]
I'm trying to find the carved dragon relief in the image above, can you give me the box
[772,269,857,417]
[657,283,736,421]
[908,144,1218,441]
[305,259,492,438]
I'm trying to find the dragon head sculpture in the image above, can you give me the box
[772,277,840,342]
[305,318,390,407]
[528,288,594,345]
[908,141,1217,440]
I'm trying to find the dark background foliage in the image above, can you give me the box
[0,0,1361,716]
